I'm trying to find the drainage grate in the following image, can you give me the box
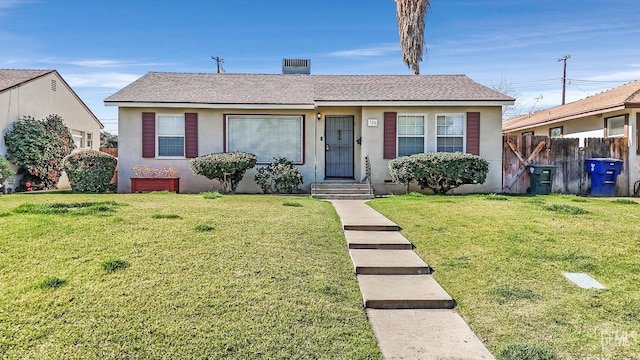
[562,272,605,289]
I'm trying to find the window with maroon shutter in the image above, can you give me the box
[383,112,397,159]
[636,113,640,155]
[185,113,198,158]
[466,112,480,155]
[142,112,156,158]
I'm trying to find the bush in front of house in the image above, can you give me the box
[389,152,489,194]
[254,157,303,194]
[4,114,75,191]
[189,152,257,193]
[63,149,117,193]
[0,155,15,185]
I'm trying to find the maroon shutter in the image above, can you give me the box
[636,113,640,155]
[142,112,156,158]
[185,113,198,158]
[466,112,480,155]
[383,112,397,159]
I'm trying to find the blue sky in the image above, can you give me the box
[1,0,638,133]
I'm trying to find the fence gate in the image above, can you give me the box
[502,136,629,196]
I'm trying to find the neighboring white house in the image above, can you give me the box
[503,80,640,195]
[0,69,104,188]
[105,66,513,194]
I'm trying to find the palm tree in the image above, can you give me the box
[396,0,431,75]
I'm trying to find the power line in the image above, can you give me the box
[211,56,224,73]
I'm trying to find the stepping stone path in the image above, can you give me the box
[330,200,495,360]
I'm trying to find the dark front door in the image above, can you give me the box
[325,115,354,178]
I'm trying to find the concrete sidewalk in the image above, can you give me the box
[330,200,495,360]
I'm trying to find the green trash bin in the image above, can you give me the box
[527,164,558,195]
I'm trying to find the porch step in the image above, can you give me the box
[311,183,373,200]
[345,230,413,249]
[357,275,454,309]
[349,249,431,275]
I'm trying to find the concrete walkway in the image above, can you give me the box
[330,200,495,360]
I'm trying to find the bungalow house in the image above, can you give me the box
[502,80,640,195]
[0,69,104,188]
[105,64,513,194]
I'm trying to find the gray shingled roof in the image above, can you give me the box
[105,72,513,105]
[0,69,53,92]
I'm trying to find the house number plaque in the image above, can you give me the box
[367,118,378,127]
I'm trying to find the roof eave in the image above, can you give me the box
[503,103,628,132]
[104,101,316,110]
[314,100,514,107]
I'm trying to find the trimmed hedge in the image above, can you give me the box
[389,152,489,194]
[189,152,257,193]
[254,157,303,194]
[63,150,117,193]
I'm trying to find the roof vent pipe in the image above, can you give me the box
[282,59,311,74]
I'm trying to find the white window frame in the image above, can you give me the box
[435,113,466,153]
[156,114,185,159]
[226,115,304,164]
[86,132,93,149]
[396,113,426,157]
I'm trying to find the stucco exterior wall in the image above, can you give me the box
[119,104,504,194]
[1,72,102,189]
[117,107,318,193]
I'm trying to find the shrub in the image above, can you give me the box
[0,155,15,185]
[189,152,257,193]
[254,157,303,194]
[63,150,117,193]
[389,152,489,194]
[497,342,557,360]
[4,114,75,191]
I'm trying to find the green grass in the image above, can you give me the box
[101,258,130,273]
[368,194,640,359]
[0,193,380,359]
[36,276,68,290]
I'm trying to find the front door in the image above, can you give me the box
[325,115,354,178]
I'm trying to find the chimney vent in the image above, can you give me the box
[282,59,310,74]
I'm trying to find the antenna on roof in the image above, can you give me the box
[211,56,224,74]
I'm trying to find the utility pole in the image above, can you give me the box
[211,56,224,73]
[558,55,570,105]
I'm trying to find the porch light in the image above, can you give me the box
[317,113,322,120]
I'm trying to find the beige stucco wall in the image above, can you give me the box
[117,107,318,193]
[354,106,504,194]
[1,72,102,189]
[119,105,504,194]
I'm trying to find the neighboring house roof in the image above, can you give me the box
[104,72,514,107]
[0,69,103,129]
[503,80,640,132]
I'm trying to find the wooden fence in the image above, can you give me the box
[502,136,629,195]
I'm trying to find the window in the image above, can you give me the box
[86,133,93,149]
[71,130,84,148]
[605,115,627,138]
[157,114,185,157]
[436,114,465,152]
[397,115,425,156]
[227,115,303,163]
[549,126,563,138]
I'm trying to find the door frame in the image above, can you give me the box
[324,115,355,179]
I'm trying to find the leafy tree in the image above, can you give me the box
[4,114,75,191]
[396,0,431,74]
[100,131,118,148]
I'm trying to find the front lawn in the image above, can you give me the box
[369,194,640,359]
[0,193,381,359]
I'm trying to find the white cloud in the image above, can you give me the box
[35,58,172,68]
[328,44,399,58]
[0,0,33,8]
[64,72,141,88]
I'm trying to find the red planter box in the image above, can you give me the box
[131,178,180,193]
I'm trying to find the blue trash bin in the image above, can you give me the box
[584,158,623,196]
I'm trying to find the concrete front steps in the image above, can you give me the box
[311,183,373,200]
[330,200,496,359]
